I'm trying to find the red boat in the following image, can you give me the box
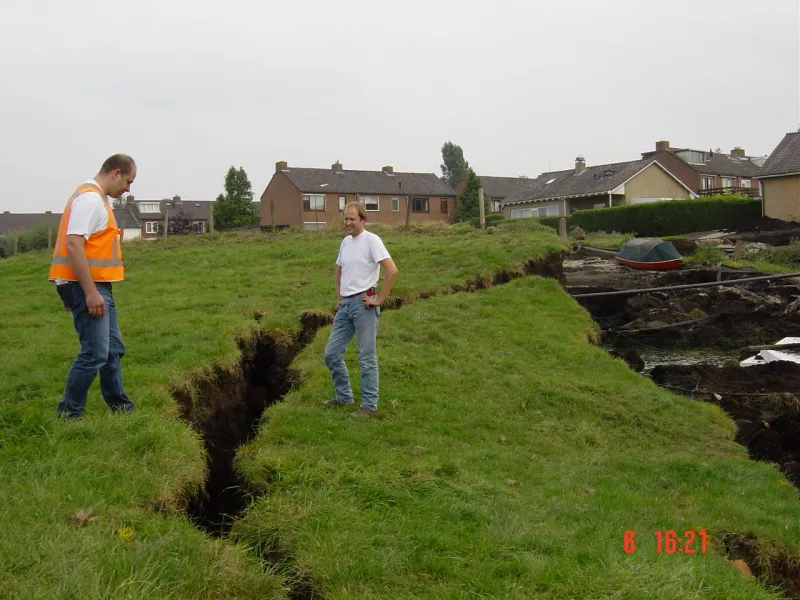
[615,238,682,270]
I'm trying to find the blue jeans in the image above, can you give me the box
[324,295,380,411]
[56,282,134,418]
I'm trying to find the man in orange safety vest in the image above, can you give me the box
[49,154,137,419]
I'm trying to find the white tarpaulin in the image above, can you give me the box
[740,337,800,367]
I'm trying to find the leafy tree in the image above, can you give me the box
[112,194,129,209]
[160,209,200,235]
[456,169,488,223]
[213,167,259,229]
[440,141,470,189]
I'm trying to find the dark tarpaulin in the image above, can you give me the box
[616,238,681,262]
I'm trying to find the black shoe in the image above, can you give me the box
[324,398,354,407]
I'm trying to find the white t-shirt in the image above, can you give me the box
[336,230,390,297]
[55,180,110,285]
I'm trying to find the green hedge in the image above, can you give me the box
[0,223,58,259]
[469,214,506,228]
[536,195,761,237]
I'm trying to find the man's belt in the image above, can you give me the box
[343,287,376,299]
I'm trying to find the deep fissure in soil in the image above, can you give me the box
[175,311,332,536]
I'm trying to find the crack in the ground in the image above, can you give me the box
[171,252,566,598]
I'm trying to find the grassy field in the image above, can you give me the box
[1,221,799,599]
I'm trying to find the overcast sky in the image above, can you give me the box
[1,0,798,212]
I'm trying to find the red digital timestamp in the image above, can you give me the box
[624,530,708,554]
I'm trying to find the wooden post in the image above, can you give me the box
[559,217,568,239]
[405,195,412,227]
[716,262,722,282]
[47,227,52,249]
[478,188,486,230]
[732,239,745,261]
[208,204,215,233]
[164,204,169,239]
[12,230,19,255]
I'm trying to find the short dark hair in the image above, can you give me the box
[99,154,136,175]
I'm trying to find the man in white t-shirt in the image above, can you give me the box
[324,203,399,416]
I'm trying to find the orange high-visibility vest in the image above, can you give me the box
[48,183,125,282]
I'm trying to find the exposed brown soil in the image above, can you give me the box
[651,362,800,486]
[717,532,800,599]
[727,216,800,233]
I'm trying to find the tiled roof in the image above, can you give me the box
[757,132,800,178]
[282,168,456,196]
[689,154,762,177]
[503,159,656,205]
[114,206,140,229]
[0,213,62,235]
[475,176,536,199]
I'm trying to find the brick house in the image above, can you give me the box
[127,196,213,239]
[454,171,533,214]
[260,161,457,229]
[756,131,800,222]
[0,211,62,236]
[501,156,696,217]
[641,140,765,196]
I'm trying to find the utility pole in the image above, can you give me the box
[478,187,486,230]
[164,203,169,239]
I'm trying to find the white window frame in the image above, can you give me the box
[303,221,326,230]
[193,221,205,233]
[139,202,161,214]
[361,196,380,211]
[701,176,716,190]
[391,197,400,212]
[510,208,533,219]
[338,196,346,211]
[510,206,559,219]
[722,177,734,189]
[303,194,325,211]
[145,221,159,234]
[740,179,751,188]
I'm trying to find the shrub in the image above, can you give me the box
[753,239,800,268]
[536,195,760,237]
[469,214,505,228]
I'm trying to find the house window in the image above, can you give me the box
[138,202,161,214]
[303,194,325,211]
[193,221,205,233]
[701,176,716,190]
[359,196,379,211]
[741,179,751,188]
[303,222,326,230]
[145,221,159,234]
[722,177,734,189]
[412,197,429,213]
[338,196,346,211]
[510,206,559,219]
[391,197,400,212]
[440,198,448,214]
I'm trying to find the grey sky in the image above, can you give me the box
[1,0,798,212]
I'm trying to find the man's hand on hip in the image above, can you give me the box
[362,296,381,309]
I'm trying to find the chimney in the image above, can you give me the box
[45,210,52,215]
[575,156,586,175]
[3,211,9,214]
[382,165,394,175]
[731,147,746,158]
[172,195,181,205]
[126,195,134,206]
[655,140,670,152]
[275,161,288,173]
[332,160,343,173]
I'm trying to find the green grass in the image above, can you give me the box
[0,223,565,598]
[573,231,636,250]
[233,277,800,599]
[2,223,799,598]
